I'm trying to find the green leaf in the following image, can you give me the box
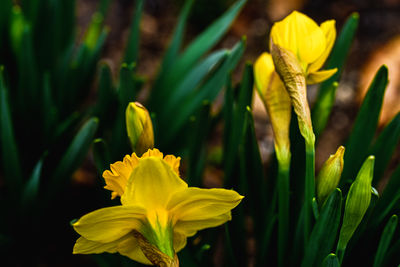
[159,38,245,146]
[322,254,340,267]
[312,12,359,136]
[302,189,342,267]
[20,157,44,211]
[373,215,398,267]
[369,112,400,185]
[163,49,228,112]
[341,66,388,186]
[150,0,246,109]
[124,0,144,64]
[0,69,23,196]
[42,73,58,141]
[47,118,99,199]
[187,101,211,187]
[166,0,246,86]
[372,165,400,227]
[92,138,111,174]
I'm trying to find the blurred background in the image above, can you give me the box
[1,0,400,266]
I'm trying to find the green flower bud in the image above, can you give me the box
[337,156,375,251]
[316,146,345,207]
[126,102,154,155]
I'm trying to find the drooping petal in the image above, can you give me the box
[73,205,145,243]
[168,187,243,222]
[308,20,336,73]
[121,157,188,208]
[254,52,276,98]
[306,68,337,84]
[174,212,232,237]
[173,231,188,252]
[271,11,326,65]
[73,236,119,254]
[118,234,152,265]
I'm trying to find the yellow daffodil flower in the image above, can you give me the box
[254,52,291,166]
[73,149,243,265]
[270,11,337,84]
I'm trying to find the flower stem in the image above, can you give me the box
[304,140,315,244]
[277,159,290,267]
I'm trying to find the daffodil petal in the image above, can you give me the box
[73,205,145,243]
[306,68,337,84]
[121,157,188,208]
[73,236,119,254]
[271,11,326,64]
[168,187,243,221]
[308,20,336,73]
[118,234,152,265]
[174,212,232,237]
[254,52,275,98]
[173,231,187,252]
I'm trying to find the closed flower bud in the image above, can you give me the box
[270,41,315,146]
[337,156,375,251]
[316,146,345,207]
[254,52,291,166]
[126,102,154,155]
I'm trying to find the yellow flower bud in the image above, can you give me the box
[125,102,154,155]
[270,41,315,146]
[316,146,345,207]
[337,156,375,251]
[254,52,291,166]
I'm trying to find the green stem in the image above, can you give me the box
[336,246,346,265]
[304,140,315,244]
[277,159,290,267]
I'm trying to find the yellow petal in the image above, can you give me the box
[254,52,275,98]
[73,205,145,243]
[308,20,336,73]
[173,231,187,253]
[121,157,188,209]
[168,187,243,221]
[306,68,337,84]
[174,212,232,237]
[118,234,152,265]
[103,149,181,199]
[103,153,140,199]
[73,236,119,254]
[271,11,326,65]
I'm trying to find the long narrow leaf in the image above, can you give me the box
[47,118,99,199]
[341,66,388,185]
[373,215,398,267]
[302,189,342,267]
[124,0,144,64]
[0,69,23,196]
[369,112,400,185]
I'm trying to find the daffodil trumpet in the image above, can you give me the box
[72,149,243,266]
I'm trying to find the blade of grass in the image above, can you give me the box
[322,254,340,267]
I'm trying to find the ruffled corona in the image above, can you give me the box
[103,148,181,199]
